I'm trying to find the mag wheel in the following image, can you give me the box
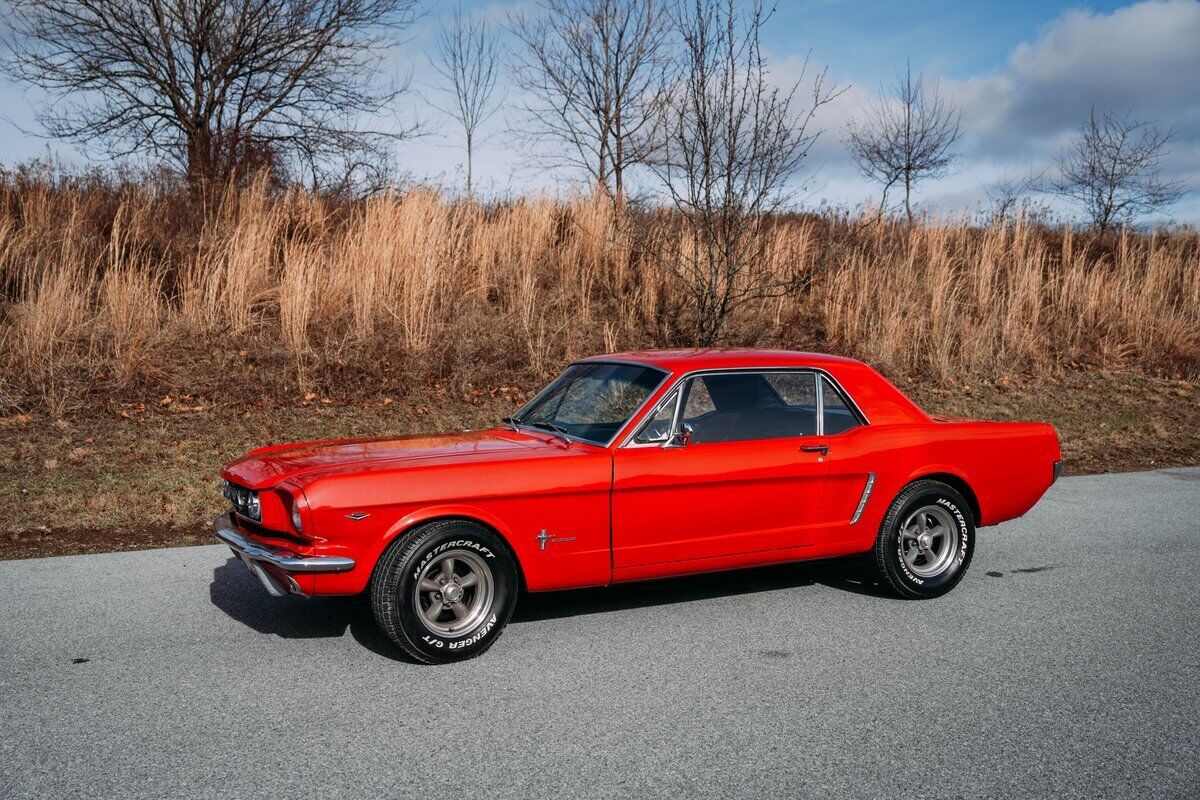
[873,479,975,599]
[413,549,495,636]
[371,519,518,664]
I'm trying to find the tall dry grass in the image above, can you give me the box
[1,173,1197,413]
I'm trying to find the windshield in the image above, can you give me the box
[513,363,666,445]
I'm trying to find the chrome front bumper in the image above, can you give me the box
[214,514,355,597]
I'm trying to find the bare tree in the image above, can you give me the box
[846,62,962,223]
[509,0,672,200]
[3,0,421,192]
[985,170,1043,225]
[430,6,503,198]
[645,0,841,346]
[1051,108,1186,234]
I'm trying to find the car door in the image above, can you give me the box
[611,370,832,569]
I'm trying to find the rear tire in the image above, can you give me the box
[370,519,518,664]
[872,479,975,599]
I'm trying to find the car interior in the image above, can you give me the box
[683,373,818,443]
[636,371,862,445]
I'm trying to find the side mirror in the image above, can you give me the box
[663,422,694,449]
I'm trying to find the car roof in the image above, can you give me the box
[577,348,865,375]
[576,348,930,428]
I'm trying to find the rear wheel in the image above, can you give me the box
[873,479,975,598]
[370,519,518,664]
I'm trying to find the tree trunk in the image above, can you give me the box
[904,170,913,224]
[465,131,473,199]
[613,130,624,202]
[186,127,213,199]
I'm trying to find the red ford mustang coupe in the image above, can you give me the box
[216,350,1062,663]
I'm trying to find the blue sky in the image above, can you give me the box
[2,0,1197,222]
[762,0,1131,79]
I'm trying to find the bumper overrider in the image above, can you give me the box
[214,513,355,597]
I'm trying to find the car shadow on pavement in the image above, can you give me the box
[208,557,409,661]
[209,554,898,659]
[511,555,897,623]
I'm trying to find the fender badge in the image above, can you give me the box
[535,529,576,550]
[346,512,370,521]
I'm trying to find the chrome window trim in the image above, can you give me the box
[815,372,826,436]
[817,373,869,431]
[626,385,684,448]
[619,366,869,449]
[511,360,670,448]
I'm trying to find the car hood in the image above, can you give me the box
[222,429,551,490]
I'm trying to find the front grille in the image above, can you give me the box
[222,480,261,521]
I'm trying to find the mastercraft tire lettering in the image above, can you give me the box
[872,479,976,599]
[371,520,518,664]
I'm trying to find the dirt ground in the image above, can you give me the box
[2,369,1196,560]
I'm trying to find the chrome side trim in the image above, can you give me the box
[850,473,876,524]
[214,515,356,573]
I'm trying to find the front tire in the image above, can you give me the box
[872,479,975,599]
[370,519,518,664]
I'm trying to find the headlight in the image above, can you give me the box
[290,504,303,533]
[223,480,261,521]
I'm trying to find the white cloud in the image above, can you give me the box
[842,0,1200,220]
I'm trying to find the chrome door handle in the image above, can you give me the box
[800,445,829,455]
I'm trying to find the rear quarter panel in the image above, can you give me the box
[819,420,1061,553]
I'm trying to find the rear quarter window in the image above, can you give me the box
[821,376,863,434]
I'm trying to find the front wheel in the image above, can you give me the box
[872,479,975,599]
[370,519,518,664]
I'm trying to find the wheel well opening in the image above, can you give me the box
[381,515,528,593]
[919,473,982,526]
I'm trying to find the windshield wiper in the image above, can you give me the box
[500,415,521,432]
[524,420,572,444]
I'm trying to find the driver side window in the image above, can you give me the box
[682,372,818,444]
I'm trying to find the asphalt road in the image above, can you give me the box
[2,468,1198,800]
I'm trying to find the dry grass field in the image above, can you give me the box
[1,172,1198,556]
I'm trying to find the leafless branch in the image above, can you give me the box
[3,0,422,192]
[509,0,673,200]
[984,169,1046,225]
[1051,107,1187,233]
[845,62,962,223]
[643,0,843,346]
[430,5,503,198]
